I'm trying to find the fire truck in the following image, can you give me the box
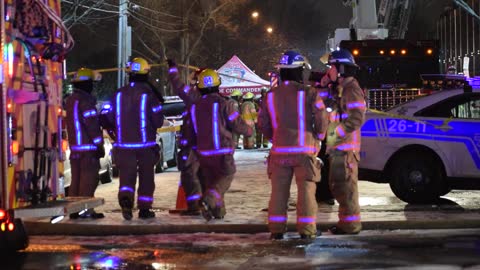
[0,0,103,251]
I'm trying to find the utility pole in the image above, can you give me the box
[117,0,129,88]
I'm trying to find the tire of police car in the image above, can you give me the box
[155,141,165,173]
[389,151,446,204]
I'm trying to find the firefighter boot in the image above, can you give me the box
[200,200,214,221]
[120,198,133,221]
[139,209,155,219]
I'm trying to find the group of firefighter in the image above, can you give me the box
[65,47,365,239]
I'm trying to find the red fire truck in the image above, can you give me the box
[0,0,103,251]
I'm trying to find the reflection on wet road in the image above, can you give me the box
[5,229,480,270]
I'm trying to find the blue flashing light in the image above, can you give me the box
[198,148,233,156]
[213,103,220,149]
[298,91,305,146]
[102,104,111,110]
[140,94,147,143]
[74,101,82,145]
[120,186,134,193]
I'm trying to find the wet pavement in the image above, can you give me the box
[24,148,480,235]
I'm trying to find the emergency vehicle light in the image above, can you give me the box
[401,49,407,55]
[390,50,396,55]
[7,222,14,231]
[62,140,69,152]
[11,140,19,155]
[7,43,13,77]
[352,49,359,56]
[0,223,4,231]
[7,102,12,113]
[0,209,6,220]
[379,50,385,55]
[427,49,433,55]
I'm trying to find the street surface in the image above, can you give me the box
[15,148,480,269]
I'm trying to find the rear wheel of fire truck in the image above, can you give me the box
[155,141,165,173]
[388,149,447,204]
[0,219,29,252]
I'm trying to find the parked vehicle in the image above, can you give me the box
[359,75,480,203]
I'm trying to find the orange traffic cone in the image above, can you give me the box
[169,182,188,214]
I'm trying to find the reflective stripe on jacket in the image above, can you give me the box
[65,89,103,152]
[112,82,164,149]
[258,81,328,156]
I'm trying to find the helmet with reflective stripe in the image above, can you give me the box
[197,69,221,89]
[328,49,358,67]
[127,57,150,74]
[243,92,254,99]
[276,50,311,69]
[231,89,242,97]
[71,68,101,82]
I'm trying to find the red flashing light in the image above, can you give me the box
[7,102,13,113]
[7,222,14,231]
[11,140,19,155]
[0,210,6,219]
[62,140,69,152]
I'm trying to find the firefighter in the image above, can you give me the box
[191,69,253,221]
[166,59,203,215]
[320,49,366,235]
[112,57,164,220]
[230,90,243,149]
[255,87,269,148]
[241,92,257,149]
[258,51,328,240]
[65,68,105,219]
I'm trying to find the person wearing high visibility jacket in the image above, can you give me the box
[258,51,328,240]
[167,59,203,215]
[65,68,105,219]
[230,90,243,149]
[320,49,366,235]
[110,57,165,220]
[241,92,257,149]
[190,69,253,221]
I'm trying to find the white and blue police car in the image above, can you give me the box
[359,75,480,203]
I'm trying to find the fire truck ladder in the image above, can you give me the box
[378,0,414,39]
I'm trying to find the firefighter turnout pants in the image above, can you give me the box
[177,147,203,210]
[116,147,159,210]
[268,156,320,236]
[68,152,100,197]
[329,150,362,233]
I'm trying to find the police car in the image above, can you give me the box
[359,75,480,204]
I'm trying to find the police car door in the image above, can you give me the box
[414,92,480,179]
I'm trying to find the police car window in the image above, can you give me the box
[414,93,480,119]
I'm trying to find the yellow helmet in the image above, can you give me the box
[128,57,150,74]
[71,68,101,82]
[197,69,221,89]
[243,92,255,99]
[231,89,242,97]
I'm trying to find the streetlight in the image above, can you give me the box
[251,11,259,19]
[266,26,273,34]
